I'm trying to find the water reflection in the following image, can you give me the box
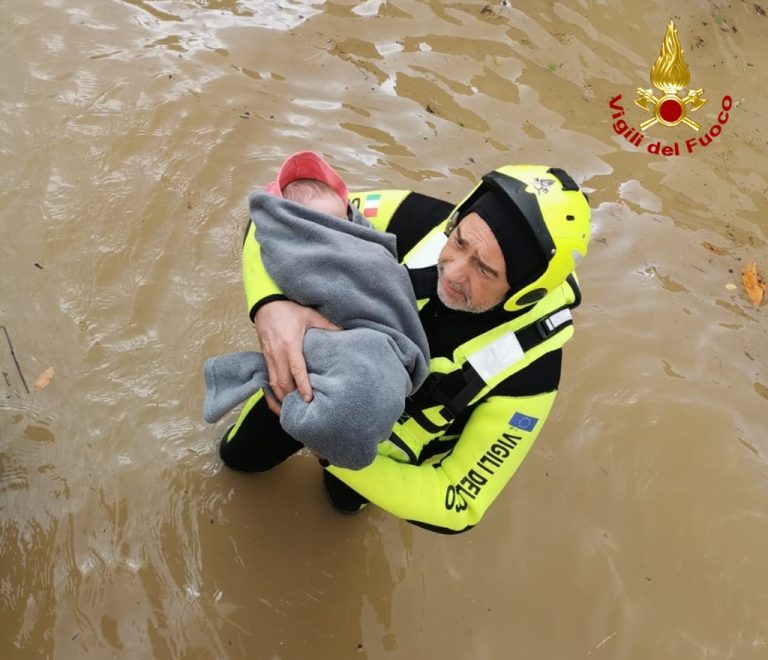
[121,0,325,30]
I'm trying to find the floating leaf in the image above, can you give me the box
[741,261,766,307]
[34,366,54,391]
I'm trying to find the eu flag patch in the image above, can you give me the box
[509,412,539,432]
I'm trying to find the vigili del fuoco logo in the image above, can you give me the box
[608,20,732,156]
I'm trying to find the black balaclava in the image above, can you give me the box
[463,190,545,289]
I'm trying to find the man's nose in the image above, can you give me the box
[443,255,469,282]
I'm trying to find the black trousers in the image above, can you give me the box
[218,392,368,511]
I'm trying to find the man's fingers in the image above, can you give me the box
[269,374,294,402]
[263,389,282,416]
[254,301,327,404]
[314,316,341,332]
[289,351,313,403]
[263,349,292,402]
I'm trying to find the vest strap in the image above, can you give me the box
[412,305,573,425]
[466,306,572,383]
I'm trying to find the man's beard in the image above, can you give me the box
[436,264,502,314]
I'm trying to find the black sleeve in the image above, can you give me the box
[387,192,454,258]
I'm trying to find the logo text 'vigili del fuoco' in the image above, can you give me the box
[608,21,732,156]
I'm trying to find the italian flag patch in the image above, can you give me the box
[363,194,381,218]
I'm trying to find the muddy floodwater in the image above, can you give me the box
[2,1,767,658]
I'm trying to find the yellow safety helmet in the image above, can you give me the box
[446,165,591,311]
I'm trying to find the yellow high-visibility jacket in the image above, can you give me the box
[242,189,581,533]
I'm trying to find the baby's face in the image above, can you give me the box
[307,193,348,220]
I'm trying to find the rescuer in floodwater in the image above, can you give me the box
[219,152,592,534]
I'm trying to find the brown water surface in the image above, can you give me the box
[2,1,767,658]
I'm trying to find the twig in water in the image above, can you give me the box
[1,325,30,393]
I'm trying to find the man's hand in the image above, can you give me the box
[254,300,340,415]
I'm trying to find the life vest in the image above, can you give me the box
[373,214,581,464]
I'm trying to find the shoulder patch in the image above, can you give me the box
[509,412,539,432]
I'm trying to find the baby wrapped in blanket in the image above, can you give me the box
[203,152,430,469]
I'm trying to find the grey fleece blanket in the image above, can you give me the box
[204,192,430,469]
